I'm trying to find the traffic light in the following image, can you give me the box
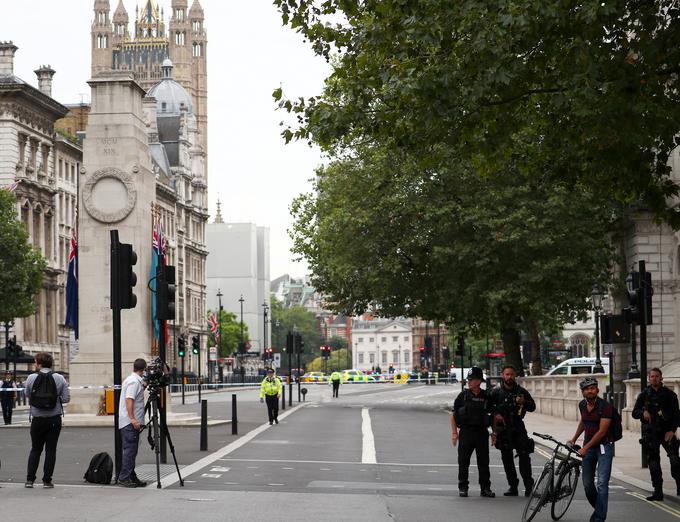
[455,336,465,357]
[424,336,433,357]
[321,346,331,359]
[111,241,137,309]
[178,335,186,358]
[442,347,450,360]
[156,265,176,321]
[192,335,200,355]
[295,332,304,353]
[238,341,246,354]
[286,332,294,353]
[624,271,653,325]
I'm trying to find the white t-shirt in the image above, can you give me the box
[118,372,145,429]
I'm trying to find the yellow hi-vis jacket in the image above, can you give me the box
[329,371,342,383]
[260,376,282,398]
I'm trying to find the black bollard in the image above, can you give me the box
[200,399,208,451]
[281,386,286,411]
[231,393,238,435]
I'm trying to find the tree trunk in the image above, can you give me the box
[529,325,543,376]
[501,327,523,376]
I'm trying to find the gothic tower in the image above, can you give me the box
[91,0,113,76]
[111,0,130,48]
[189,0,207,157]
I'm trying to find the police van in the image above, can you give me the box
[546,357,609,376]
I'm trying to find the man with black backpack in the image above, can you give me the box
[23,352,70,489]
[632,367,680,501]
[568,377,615,522]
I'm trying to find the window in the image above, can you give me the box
[404,336,410,342]
[369,354,375,364]
[550,366,568,375]
[369,337,374,343]
[175,31,185,45]
[192,42,202,57]
[357,337,363,343]
[381,352,387,364]
[381,336,387,343]
[358,353,364,364]
[404,351,410,364]
[392,336,398,342]
[192,20,202,32]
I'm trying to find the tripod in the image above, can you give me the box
[143,386,184,489]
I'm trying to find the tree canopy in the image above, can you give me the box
[274,0,680,225]
[210,309,250,358]
[0,189,45,325]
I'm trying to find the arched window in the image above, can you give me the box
[192,42,202,57]
[569,334,590,358]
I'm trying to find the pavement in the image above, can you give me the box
[1,383,679,521]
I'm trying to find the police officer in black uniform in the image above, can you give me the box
[489,364,536,497]
[632,367,680,501]
[451,366,495,498]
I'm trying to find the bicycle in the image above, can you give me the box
[521,432,582,522]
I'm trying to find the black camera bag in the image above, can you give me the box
[84,452,113,484]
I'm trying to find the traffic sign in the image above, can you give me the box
[209,346,217,361]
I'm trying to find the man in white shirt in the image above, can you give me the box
[117,358,147,488]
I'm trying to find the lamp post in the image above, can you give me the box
[217,289,223,381]
[262,302,269,365]
[591,284,605,373]
[238,295,245,378]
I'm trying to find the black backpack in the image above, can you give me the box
[84,452,113,484]
[29,372,59,410]
[579,398,623,442]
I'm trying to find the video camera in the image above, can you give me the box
[144,357,170,393]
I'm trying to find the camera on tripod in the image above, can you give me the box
[144,357,170,394]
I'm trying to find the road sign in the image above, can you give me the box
[209,346,217,361]
[273,353,281,368]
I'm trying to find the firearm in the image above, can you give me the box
[640,398,664,449]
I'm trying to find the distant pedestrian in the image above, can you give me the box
[24,352,70,488]
[632,367,680,501]
[117,358,148,488]
[260,369,282,425]
[329,369,342,398]
[1,370,17,425]
[568,377,614,522]
[451,366,495,498]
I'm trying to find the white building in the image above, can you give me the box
[206,214,270,356]
[351,318,412,371]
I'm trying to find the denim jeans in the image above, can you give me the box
[119,424,141,482]
[581,442,614,521]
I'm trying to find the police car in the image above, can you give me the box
[546,357,610,376]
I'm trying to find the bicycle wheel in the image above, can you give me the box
[522,464,552,522]
[551,462,580,521]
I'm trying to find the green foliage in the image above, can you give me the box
[274,0,680,225]
[269,297,322,366]
[307,348,352,372]
[0,190,45,324]
[209,309,250,358]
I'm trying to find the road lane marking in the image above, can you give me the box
[267,483,285,486]
[160,403,306,488]
[210,467,230,472]
[219,457,543,469]
[201,473,222,478]
[362,407,377,464]
[627,492,680,518]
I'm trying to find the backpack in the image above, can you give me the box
[84,452,113,484]
[579,398,623,442]
[29,372,59,410]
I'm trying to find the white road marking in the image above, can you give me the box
[201,473,222,478]
[390,469,402,473]
[362,407,377,464]
[210,467,230,473]
[267,483,285,486]
[282,467,295,470]
[320,468,331,471]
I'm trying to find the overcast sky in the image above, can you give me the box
[0,0,330,279]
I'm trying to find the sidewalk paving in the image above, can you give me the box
[525,411,678,502]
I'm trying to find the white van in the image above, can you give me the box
[546,357,609,376]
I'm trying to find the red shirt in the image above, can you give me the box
[580,398,614,444]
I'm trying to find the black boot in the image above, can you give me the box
[503,487,519,496]
[647,488,664,501]
[459,489,468,497]
[525,479,535,497]
[480,489,496,498]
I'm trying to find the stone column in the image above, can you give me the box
[69,71,156,413]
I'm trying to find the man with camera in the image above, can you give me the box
[632,367,680,501]
[117,358,148,488]
[489,365,536,497]
[451,366,495,498]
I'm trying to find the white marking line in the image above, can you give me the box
[268,483,285,486]
[160,403,306,489]
[361,407,377,464]
[201,473,222,478]
[282,467,295,470]
[210,467,230,473]
[627,492,680,518]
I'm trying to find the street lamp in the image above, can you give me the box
[238,295,245,379]
[217,289,223,382]
[262,301,269,365]
[591,283,605,373]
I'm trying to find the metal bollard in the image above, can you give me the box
[231,393,238,435]
[281,386,286,411]
[200,399,208,451]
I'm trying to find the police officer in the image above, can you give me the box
[632,367,680,501]
[489,364,536,497]
[329,369,342,398]
[1,371,17,425]
[451,366,495,498]
[260,369,282,425]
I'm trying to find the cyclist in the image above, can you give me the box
[567,377,613,522]
[632,367,680,501]
[489,364,536,497]
[451,366,495,498]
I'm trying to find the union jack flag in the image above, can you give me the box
[208,312,219,341]
[65,227,78,339]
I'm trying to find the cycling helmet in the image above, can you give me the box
[579,376,598,390]
[467,366,485,382]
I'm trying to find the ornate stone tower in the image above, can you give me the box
[111,0,130,48]
[91,0,113,76]
[189,0,207,158]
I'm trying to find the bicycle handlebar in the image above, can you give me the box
[533,432,581,453]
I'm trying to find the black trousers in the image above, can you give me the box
[332,381,340,397]
[1,398,13,424]
[26,415,62,483]
[265,395,279,422]
[458,426,491,491]
[499,426,533,489]
[647,434,680,489]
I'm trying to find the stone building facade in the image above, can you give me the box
[0,42,80,372]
